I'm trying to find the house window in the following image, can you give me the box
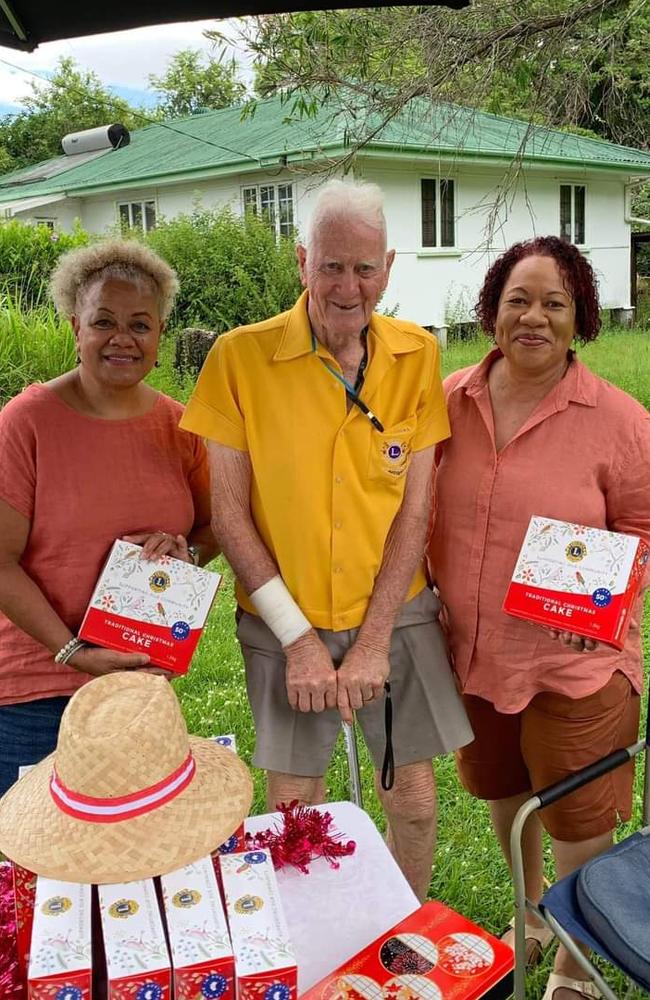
[421,178,455,248]
[118,200,156,233]
[560,185,585,244]
[242,183,295,239]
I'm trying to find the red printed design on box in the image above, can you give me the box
[13,861,37,986]
[79,540,221,674]
[160,855,234,1000]
[503,516,649,650]
[98,878,171,999]
[219,850,296,1000]
[301,901,513,1000]
[210,737,245,856]
[28,876,92,999]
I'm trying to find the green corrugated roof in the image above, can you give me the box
[1,94,650,205]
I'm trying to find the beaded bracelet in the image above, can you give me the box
[54,637,86,664]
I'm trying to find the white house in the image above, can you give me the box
[2,95,650,332]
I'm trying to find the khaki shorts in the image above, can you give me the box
[456,671,640,841]
[237,587,473,777]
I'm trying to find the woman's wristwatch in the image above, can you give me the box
[187,544,200,566]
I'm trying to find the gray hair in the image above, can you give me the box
[50,238,179,322]
[306,179,387,249]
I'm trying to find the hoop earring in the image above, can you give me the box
[154,359,160,368]
[76,354,81,365]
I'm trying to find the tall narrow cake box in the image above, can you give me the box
[219,850,297,1000]
[28,877,92,999]
[211,736,246,856]
[98,878,171,999]
[503,516,649,649]
[161,855,235,1000]
[79,540,221,674]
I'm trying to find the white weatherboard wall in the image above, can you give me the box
[10,161,632,327]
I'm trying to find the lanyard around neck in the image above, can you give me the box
[311,331,384,433]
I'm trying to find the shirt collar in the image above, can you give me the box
[451,347,599,409]
[273,291,424,362]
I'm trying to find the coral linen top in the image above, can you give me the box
[0,385,210,706]
[427,350,650,714]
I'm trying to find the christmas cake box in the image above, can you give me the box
[160,854,235,1000]
[12,861,37,986]
[301,901,514,1000]
[79,540,221,673]
[211,736,245,856]
[219,849,297,1000]
[28,877,92,999]
[98,878,171,999]
[503,516,649,650]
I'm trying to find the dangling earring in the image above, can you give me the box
[76,354,81,365]
[154,359,160,368]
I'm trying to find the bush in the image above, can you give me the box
[0,220,89,307]
[145,207,302,332]
[0,292,75,405]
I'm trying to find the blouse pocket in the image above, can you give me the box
[367,415,417,484]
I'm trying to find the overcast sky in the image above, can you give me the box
[0,19,251,116]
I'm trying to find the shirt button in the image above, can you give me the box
[334,520,342,529]
[333,566,343,574]
[335,476,344,485]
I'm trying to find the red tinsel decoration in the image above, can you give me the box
[0,862,23,999]
[245,801,356,874]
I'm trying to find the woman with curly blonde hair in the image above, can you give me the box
[0,239,217,794]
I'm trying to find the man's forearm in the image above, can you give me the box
[357,505,430,650]
[211,508,278,595]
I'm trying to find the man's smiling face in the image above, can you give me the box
[297,217,395,341]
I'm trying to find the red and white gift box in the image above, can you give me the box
[211,736,246,856]
[161,855,235,1000]
[28,877,92,999]
[301,900,514,1000]
[98,878,171,999]
[79,540,221,674]
[219,850,297,1000]
[503,516,649,649]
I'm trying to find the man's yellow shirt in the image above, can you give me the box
[180,292,450,630]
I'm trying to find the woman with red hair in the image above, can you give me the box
[428,237,650,1000]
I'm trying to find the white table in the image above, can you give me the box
[245,801,419,994]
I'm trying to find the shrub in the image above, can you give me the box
[0,292,75,405]
[145,207,302,332]
[0,220,89,307]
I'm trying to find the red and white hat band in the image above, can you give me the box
[49,752,196,823]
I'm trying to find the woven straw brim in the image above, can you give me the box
[0,737,252,884]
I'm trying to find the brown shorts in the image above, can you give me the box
[456,671,640,841]
[237,587,473,777]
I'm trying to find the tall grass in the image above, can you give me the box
[0,294,75,405]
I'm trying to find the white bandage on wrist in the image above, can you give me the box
[249,575,311,648]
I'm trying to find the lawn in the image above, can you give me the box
[169,330,650,1000]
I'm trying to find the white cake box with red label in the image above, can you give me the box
[219,849,297,1000]
[161,855,235,1000]
[98,878,171,998]
[503,516,649,649]
[211,735,246,856]
[79,540,221,674]
[28,877,92,999]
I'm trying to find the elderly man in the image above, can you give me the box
[181,179,471,900]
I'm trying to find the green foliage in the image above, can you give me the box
[145,207,302,332]
[0,219,89,307]
[148,48,247,119]
[0,57,141,170]
[0,293,75,405]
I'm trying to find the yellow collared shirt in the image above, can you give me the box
[180,292,450,630]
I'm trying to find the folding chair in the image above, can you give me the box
[510,704,650,1000]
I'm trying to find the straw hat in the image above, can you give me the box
[0,672,253,884]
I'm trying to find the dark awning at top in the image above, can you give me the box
[0,0,469,52]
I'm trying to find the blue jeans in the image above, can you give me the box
[0,696,69,796]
